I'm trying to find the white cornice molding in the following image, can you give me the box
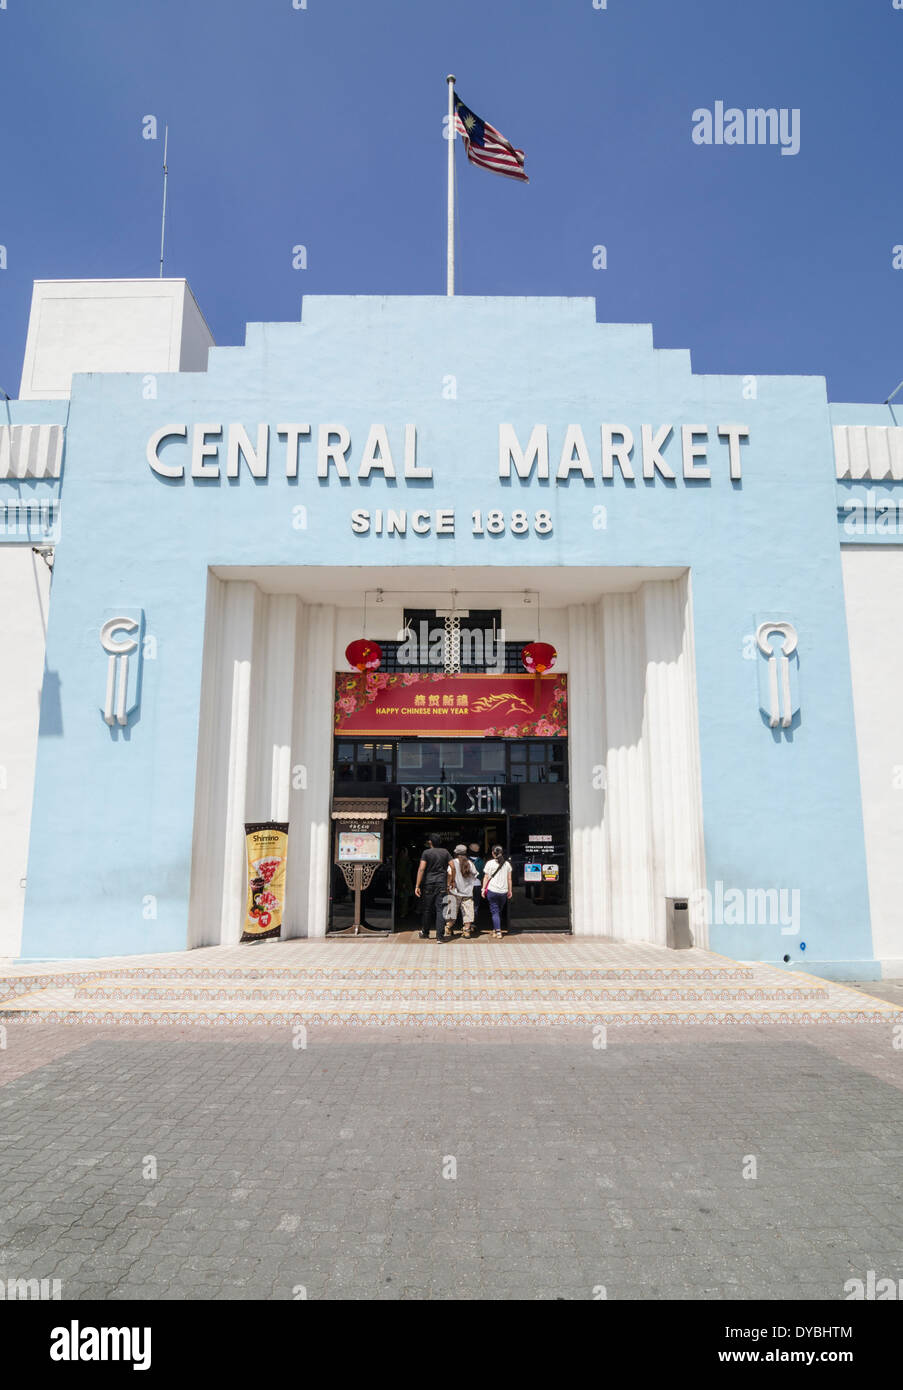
[834,424,903,480]
[0,424,63,479]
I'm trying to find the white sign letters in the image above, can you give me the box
[147,421,749,484]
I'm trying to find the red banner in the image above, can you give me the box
[334,672,567,738]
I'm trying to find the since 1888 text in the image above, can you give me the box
[350,509,553,536]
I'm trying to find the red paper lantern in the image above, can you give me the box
[521,642,557,675]
[345,639,382,673]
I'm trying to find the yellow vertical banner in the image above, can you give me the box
[242,822,289,943]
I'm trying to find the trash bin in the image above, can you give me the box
[666,897,693,950]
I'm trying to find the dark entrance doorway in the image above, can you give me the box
[329,812,571,935]
[394,815,508,935]
[329,734,571,934]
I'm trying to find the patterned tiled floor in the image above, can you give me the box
[1,936,899,1027]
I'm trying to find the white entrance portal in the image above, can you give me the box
[187,566,706,948]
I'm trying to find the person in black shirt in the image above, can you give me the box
[415,837,453,943]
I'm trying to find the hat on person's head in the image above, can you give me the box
[454,844,468,855]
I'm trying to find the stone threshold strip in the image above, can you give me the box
[1,1003,900,1028]
[71,978,828,1004]
[0,961,761,1003]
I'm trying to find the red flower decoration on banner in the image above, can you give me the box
[521,642,557,675]
[345,639,383,672]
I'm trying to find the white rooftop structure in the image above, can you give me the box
[19,278,215,400]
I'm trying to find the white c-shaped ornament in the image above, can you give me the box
[755,621,798,729]
[100,617,140,726]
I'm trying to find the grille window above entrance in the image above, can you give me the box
[510,742,566,784]
[335,741,394,783]
[374,608,531,674]
[378,642,529,674]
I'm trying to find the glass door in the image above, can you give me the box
[507,814,570,931]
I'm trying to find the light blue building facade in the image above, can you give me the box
[3,287,900,978]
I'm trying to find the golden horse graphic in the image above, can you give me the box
[471,692,534,717]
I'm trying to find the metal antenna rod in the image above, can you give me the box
[885,378,903,406]
[159,125,169,277]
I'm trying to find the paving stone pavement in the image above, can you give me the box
[2,1022,903,1300]
[849,979,903,1008]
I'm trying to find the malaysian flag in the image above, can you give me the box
[453,95,529,183]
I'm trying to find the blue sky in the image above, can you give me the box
[1,0,900,403]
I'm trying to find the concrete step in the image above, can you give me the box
[2,940,899,1028]
[1,983,897,1027]
[70,962,759,984]
[72,975,830,1004]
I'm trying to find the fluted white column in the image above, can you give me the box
[602,591,655,942]
[567,601,611,936]
[248,594,299,821]
[285,603,336,939]
[641,575,708,946]
[591,597,614,936]
[188,573,223,948]
[642,580,678,946]
[219,583,263,945]
[681,575,707,945]
[280,602,308,940]
[187,577,261,947]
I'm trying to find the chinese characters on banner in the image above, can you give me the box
[334,672,567,738]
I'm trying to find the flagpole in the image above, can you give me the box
[446,74,455,296]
